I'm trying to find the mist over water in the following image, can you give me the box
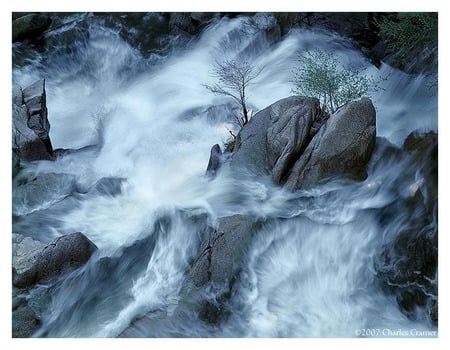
[12,14,437,337]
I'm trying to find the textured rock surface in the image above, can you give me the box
[190,215,261,288]
[12,13,52,42]
[22,79,52,145]
[169,12,198,35]
[285,98,376,190]
[12,304,40,337]
[12,80,53,161]
[13,232,98,288]
[266,97,324,184]
[12,85,52,161]
[231,96,325,179]
[231,97,375,190]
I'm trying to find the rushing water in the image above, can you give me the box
[12,13,437,337]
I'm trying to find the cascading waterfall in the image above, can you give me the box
[12,13,437,337]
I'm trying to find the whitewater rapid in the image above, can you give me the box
[12,13,437,337]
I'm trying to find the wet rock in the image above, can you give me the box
[285,98,376,190]
[266,97,324,184]
[89,177,126,196]
[231,96,324,179]
[190,215,261,288]
[12,151,22,178]
[12,80,53,161]
[403,130,437,154]
[251,12,281,44]
[13,232,98,288]
[12,84,52,161]
[97,13,171,57]
[169,12,199,36]
[12,287,27,311]
[12,172,77,215]
[375,130,437,326]
[190,12,217,23]
[430,300,438,326]
[12,13,52,42]
[12,304,40,337]
[22,79,52,150]
[206,144,222,176]
[231,96,376,190]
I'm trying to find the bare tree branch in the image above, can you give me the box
[204,58,263,127]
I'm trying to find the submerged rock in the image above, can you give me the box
[190,215,261,288]
[375,130,437,326]
[12,172,77,215]
[13,232,98,288]
[89,177,126,197]
[169,12,198,36]
[12,13,52,42]
[205,144,222,177]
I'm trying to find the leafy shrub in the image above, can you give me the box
[292,50,383,114]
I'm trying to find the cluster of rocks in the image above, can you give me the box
[190,96,377,321]
[11,79,102,337]
[209,96,376,190]
[197,96,437,327]
[12,233,97,337]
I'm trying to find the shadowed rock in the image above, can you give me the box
[12,80,53,162]
[12,304,40,338]
[231,96,325,179]
[12,85,52,161]
[12,14,51,42]
[375,130,437,326]
[285,98,376,190]
[190,215,261,288]
[206,144,222,176]
[230,96,375,190]
[13,232,98,288]
[12,172,77,215]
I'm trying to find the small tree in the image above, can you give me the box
[292,50,382,114]
[204,59,262,127]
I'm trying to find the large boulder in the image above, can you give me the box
[230,96,376,190]
[12,13,52,42]
[285,98,376,190]
[12,80,53,161]
[231,96,326,180]
[12,232,98,288]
